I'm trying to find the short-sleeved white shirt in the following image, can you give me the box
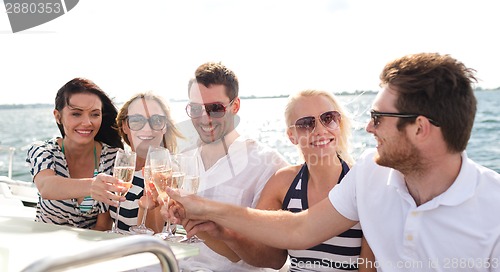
[329,149,500,271]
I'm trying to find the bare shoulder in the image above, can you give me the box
[257,165,302,210]
[271,165,302,186]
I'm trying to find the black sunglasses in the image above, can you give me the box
[185,99,234,119]
[289,111,341,133]
[370,110,440,128]
[127,114,167,131]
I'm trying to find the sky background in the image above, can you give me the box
[1,0,499,105]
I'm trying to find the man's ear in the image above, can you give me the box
[231,97,241,114]
[414,116,433,140]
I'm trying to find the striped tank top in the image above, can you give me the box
[282,160,362,271]
[108,173,144,232]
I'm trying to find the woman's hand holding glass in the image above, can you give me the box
[137,169,159,211]
[89,173,128,207]
[129,165,155,235]
[107,149,136,234]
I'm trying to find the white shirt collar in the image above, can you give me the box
[386,152,477,209]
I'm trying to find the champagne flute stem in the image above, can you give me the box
[164,196,174,235]
[165,219,172,235]
[140,207,148,227]
[113,203,121,232]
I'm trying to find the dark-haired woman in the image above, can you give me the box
[26,77,126,230]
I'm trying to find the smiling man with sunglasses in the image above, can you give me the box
[175,62,288,271]
[166,53,500,271]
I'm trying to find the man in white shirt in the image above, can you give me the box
[178,62,288,271]
[165,53,500,271]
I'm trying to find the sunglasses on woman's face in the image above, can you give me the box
[289,110,341,133]
[127,114,167,131]
[185,99,234,119]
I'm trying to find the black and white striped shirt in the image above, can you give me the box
[283,161,362,272]
[26,138,119,229]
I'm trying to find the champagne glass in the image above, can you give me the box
[149,146,181,241]
[128,158,155,235]
[176,153,203,243]
[109,149,136,234]
[169,155,186,240]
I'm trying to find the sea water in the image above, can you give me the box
[1,91,499,183]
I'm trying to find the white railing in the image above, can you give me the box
[21,235,179,272]
[0,145,15,179]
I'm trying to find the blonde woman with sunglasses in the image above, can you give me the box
[111,92,183,233]
[271,90,374,271]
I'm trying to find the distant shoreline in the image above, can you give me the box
[1,88,498,109]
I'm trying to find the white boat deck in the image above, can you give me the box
[0,201,198,272]
[1,145,200,272]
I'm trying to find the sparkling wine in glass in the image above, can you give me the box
[149,146,181,241]
[109,149,136,234]
[176,153,203,243]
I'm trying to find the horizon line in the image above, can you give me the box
[1,88,498,108]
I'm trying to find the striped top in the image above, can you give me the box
[26,138,119,229]
[108,172,144,232]
[283,161,362,272]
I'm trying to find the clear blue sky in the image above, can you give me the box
[1,0,499,105]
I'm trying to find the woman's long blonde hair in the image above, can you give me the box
[285,89,354,165]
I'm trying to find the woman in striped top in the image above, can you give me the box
[260,90,374,271]
[194,90,375,271]
[112,92,183,233]
[26,78,125,230]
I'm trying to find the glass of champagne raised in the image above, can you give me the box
[109,149,136,234]
[149,146,180,241]
[176,153,203,243]
[129,158,155,235]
